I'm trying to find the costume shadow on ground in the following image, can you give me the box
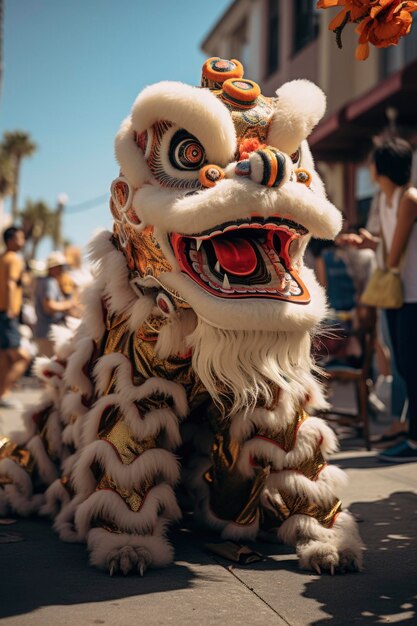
[0,517,223,620]
[1,493,416,622]
[301,491,417,625]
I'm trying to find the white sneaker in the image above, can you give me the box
[374,375,393,413]
[368,390,386,414]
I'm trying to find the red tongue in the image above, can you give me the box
[211,237,258,276]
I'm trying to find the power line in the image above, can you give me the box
[64,193,109,213]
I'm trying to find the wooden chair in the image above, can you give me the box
[318,306,376,451]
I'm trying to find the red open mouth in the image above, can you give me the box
[169,216,310,303]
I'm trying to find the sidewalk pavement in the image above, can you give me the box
[0,383,416,625]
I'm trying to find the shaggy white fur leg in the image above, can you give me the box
[69,368,187,574]
[227,401,363,572]
[0,352,70,518]
[278,511,364,574]
[74,472,181,574]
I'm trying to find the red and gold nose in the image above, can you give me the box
[235,148,289,189]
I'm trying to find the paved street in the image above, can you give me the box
[0,384,416,625]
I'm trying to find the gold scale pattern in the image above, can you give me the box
[96,474,153,513]
[93,384,158,514]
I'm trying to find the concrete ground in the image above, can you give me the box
[0,382,416,625]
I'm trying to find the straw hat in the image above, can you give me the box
[46,251,67,270]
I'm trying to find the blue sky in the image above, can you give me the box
[1,0,230,256]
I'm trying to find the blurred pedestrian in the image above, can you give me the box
[0,226,31,409]
[64,245,92,290]
[340,138,417,462]
[313,236,376,369]
[362,189,405,423]
[34,251,76,357]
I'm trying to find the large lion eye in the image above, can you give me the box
[169,130,206,171]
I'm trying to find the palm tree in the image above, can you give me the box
[20,199,54,260]
[2,131,37,220]
[0,149,13,197]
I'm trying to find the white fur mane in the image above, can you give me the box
[188,317,319,415]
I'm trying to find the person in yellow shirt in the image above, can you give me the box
[0,226,30,409]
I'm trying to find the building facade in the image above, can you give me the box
[202,0,417,228]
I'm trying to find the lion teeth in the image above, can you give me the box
[215,261,220,273]
[196,238,203,251]
[223,273,231,289]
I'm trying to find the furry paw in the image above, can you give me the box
[297,540,362,575]
[297,540,339,575]
[338,547,362,573]
[106,545,152,576]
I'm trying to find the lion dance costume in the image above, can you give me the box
[0,59,363,575]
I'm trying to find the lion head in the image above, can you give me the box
[108,58,341,410]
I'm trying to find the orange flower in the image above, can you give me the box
[317,0,376,30]
[356,0,417,59]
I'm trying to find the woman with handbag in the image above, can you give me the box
[340,138,417,463]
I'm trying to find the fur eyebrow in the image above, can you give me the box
[130,81,237,167]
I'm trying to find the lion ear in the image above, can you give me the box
[266,80,326,156]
